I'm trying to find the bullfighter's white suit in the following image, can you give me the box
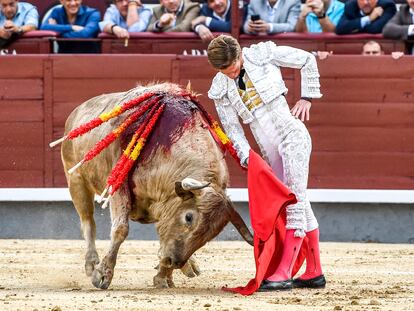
[208,41,322,237]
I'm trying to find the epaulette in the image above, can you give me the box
[208,72,228,100]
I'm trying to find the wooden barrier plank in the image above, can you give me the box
[102,41,153,54]
[325,42,399,55]
[54,174,68,187]
[52,102,80,129]
[53,80,139,105]
[43,58,54,187]
[320,78,413,103]
[0,122,43,170]
[309,176,414,190]
[0,122,43,147]
[0,57,43,78]
[318,56,414,78]
[0,147,43,170]
[311,152,414,176]
[52,149,66,188]
[310,127,414,152]
[309,102,414,127]
[0,79,43,100]
[6,39,52,54]
[0,100,43,122]
[52,55,175,79]
[153,41,208,54]
[0,170,44,187]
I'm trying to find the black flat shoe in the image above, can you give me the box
[292,275,326,288]
[258,279,293,291]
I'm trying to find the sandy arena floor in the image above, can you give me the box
[0,240,413,311]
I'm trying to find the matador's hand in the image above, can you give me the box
[291,99,312,122]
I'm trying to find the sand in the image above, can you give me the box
[0,239,413,311]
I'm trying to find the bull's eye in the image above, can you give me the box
[185,213,193,224]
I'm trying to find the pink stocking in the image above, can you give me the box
[299,228,323,280]
[267,229,304,281]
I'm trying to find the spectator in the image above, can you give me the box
[191,0,232,42]
[0,0,38,48]
[335,0,396,35]
[361,40,384,55]
[382,0,414,54]
[100,0,152,38]
[243,0,300,35]
[361,40,405,58]
[295,0,344,33]
[148,0,200,32]
[41,0,101,53]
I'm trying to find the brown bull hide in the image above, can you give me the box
[60,83,252,290]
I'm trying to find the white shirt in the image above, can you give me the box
[267,0,282,32]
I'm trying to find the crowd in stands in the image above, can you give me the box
[0,0,413,54]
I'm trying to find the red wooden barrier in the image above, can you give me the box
[0,55,413,189]
[4,31,56,54]
[99,32,405,55]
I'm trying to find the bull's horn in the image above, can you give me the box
[227,201,254,246]
[181,178,210,191]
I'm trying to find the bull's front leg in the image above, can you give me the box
[153,256,201,288]
[180,256,201,278]
[153,265,175,288]
[92,187,131,289]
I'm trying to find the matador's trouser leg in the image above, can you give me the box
[250,98,318,236]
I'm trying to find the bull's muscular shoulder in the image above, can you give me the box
[208,72,228,100]
[243,41,277,66]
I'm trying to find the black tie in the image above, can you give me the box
[238,68,246,90]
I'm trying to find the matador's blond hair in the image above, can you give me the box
[207,35,241,70]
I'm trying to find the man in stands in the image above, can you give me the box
[148,0,199,32]
[361,40,384,55]
[243,0,300,35]
[41,0,100,53]
[295,0,344,33]
[382,0,414,54]
[191,0,232,42]
[335,0,396,34]
[100,0,152,38]
[361,40,404,58]
[0,0,38,48]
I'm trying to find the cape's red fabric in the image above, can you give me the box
[223,149,308,295]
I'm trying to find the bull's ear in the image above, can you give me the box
[175,182,194,200]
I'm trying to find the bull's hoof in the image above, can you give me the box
[180,257,201,278]
[153,275,171,289]
[91,266,113,290]
[167,277,176,288]
[85,252,100,277]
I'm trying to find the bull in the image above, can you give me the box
[59,83,253,289]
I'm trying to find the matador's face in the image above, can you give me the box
[219,57,243,80]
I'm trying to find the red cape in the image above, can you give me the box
[223,149,308,295]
